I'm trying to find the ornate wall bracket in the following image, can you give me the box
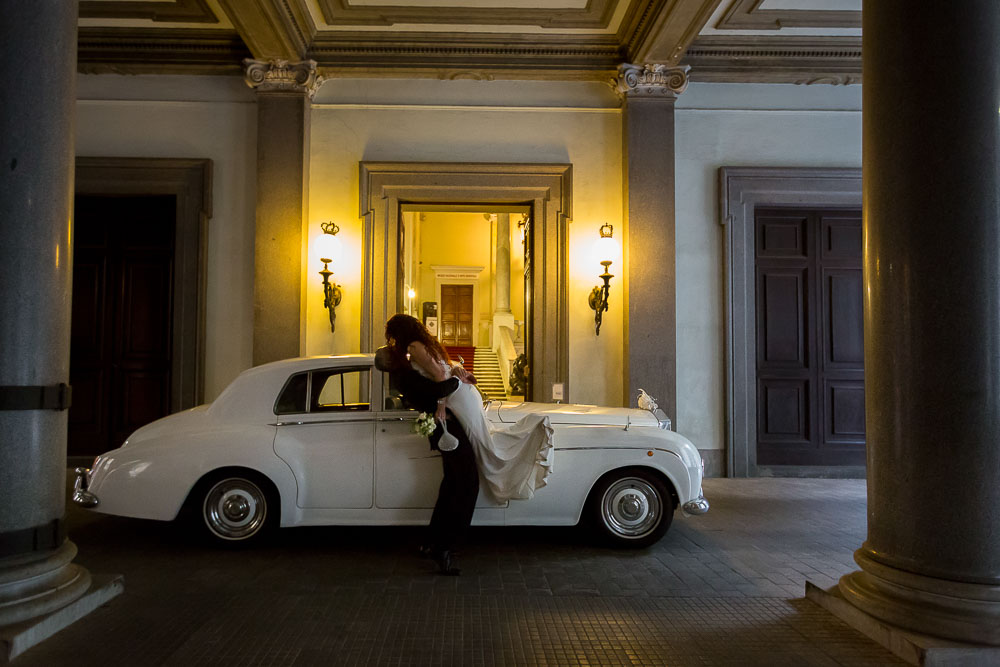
[243,58,323,98]
[614,63,690,99]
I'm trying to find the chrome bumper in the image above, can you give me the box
[72,467,99,508]
[682,495,709,515]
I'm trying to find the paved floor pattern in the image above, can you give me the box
[16,478,903,666]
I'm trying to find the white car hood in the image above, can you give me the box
[492,401,659,427]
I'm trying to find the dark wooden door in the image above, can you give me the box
[755,208,865,467]
[439,284,474,346]
[69,195,175,457]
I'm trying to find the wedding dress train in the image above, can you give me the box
[416,360,553,502]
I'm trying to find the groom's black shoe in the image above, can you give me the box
[431,549,460,576]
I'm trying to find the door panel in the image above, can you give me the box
[274,418,375,509]
[440,284,474,346]
[759,270,808,366]
[70,195,175,457]
[755,208,864,467]
[375,416,442,509]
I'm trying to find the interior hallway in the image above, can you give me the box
[16,478,901,666]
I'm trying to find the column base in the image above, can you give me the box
[838,549,1000,646]
[1,573,123,663]
[807,581,1000,665]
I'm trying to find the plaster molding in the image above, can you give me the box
[683,35,861,84]
[75,157,212,409]
[243,58,323,97]
[719,167,861,478]
[80,0,218,23]
[359,162,571,403]
[715,0,860,30]
[78,28,250,75]
[315,0,622,29]
[615,63,690,98]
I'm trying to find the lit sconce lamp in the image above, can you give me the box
[406,286,416,315]
[316,221,343,333]
[588,223,615,336]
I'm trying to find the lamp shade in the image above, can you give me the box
[315,229,342,264]
[595,223,618,264]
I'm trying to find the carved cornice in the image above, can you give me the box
[243,58,323,97]
[624,0,725,65]
[715,0,860,30]
[683,35,861,84]
[80,0,218,23]
[78,28,250,75]
[615,63,690,98]
[315,0,620,29]
[217,0,316,61]
[307,32,624,76]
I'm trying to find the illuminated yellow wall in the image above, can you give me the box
[306,79,625,406]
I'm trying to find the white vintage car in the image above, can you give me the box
[73,354,708,547]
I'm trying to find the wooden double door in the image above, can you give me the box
[69,195,176,457]
[439,284,474,346]
[755,207,865,467]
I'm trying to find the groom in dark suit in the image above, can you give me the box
[374,346,479,575]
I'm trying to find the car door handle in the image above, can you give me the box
[377,416,416,422]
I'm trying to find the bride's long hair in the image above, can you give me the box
[385,313,451,368]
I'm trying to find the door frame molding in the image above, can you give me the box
[360,162,571,402]
[719,166,861,477]
[75,157,212,410]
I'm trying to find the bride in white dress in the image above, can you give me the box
[388,316,553,502]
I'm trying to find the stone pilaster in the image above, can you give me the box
[834,0,1000,648]
[618,63,688,417]
[244,59,320,364]
[495,213,512,313]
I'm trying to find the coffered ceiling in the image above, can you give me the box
[77,0,861,83]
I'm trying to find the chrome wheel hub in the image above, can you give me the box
[204,478,267,540]
[601,477,661,538]
[223,495,251,522]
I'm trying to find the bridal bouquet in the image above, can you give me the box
[413,411,436,437]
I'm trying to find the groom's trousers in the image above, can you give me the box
[428,412,479,552]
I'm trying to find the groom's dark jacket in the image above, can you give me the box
[374,346,460,450]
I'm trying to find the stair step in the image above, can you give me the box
[471,347,508,400]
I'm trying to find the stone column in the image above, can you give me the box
[838,1,1000,645]
[495,213,512,314]
[0,0,99,650]
[492,213,516,358]
[618,64,687,417]
[244,59,320,365]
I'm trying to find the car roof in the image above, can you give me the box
[209,354,377,421]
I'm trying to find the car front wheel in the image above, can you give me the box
[590,468,674,548]
[198,474,275,546]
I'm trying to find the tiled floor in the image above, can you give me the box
[16,478,903,666]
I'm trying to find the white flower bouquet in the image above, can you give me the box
[413,411,436,437]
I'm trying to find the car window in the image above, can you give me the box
[382,371,416,412]
[275,372,308,414]
[311,368,370,412]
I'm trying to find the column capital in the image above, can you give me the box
[614,63,690,99]
[243,58,323,98]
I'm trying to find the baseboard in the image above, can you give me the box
[758,465,866,479]
[698,449,725,477]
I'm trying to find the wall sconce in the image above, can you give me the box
[316,221,343,333]
[588,223,615,336]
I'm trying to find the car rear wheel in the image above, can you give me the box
[197,473,276,546]
[590,468,674,548]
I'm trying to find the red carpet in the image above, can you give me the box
[445,345,476,373]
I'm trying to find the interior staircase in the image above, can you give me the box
[473,347,507,401]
